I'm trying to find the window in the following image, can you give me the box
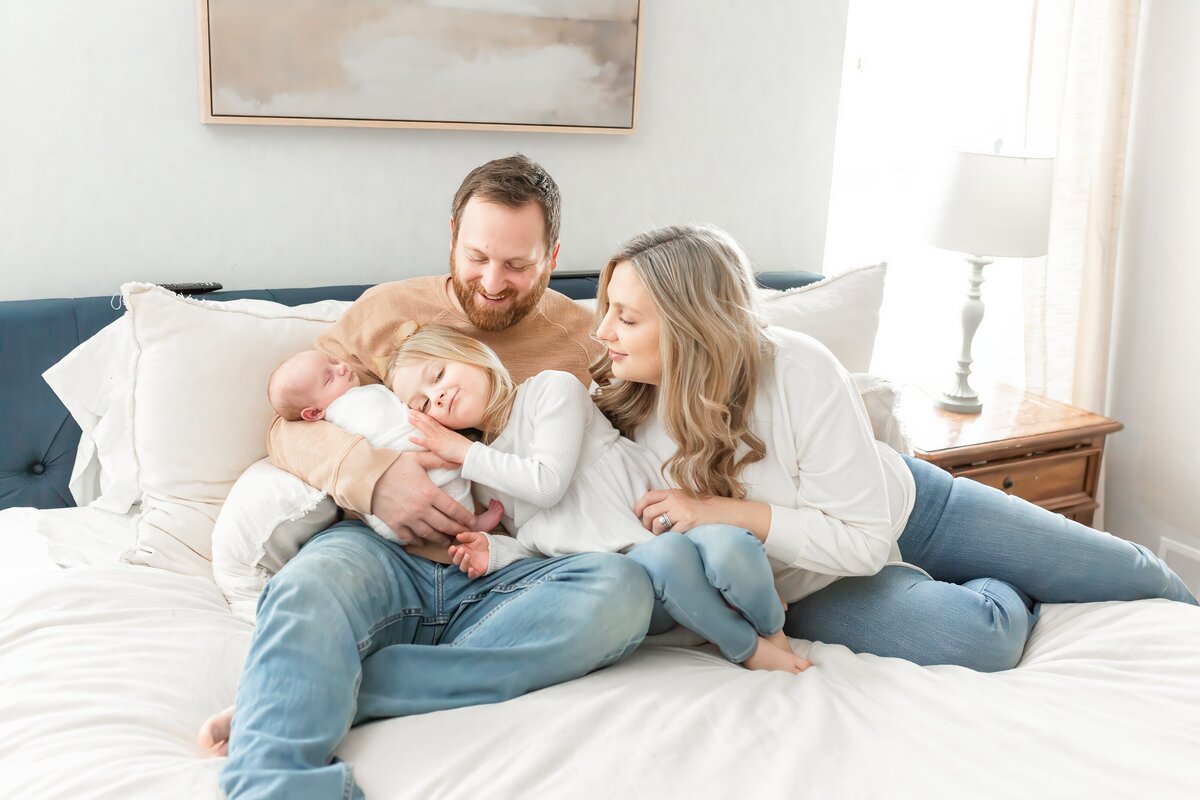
[825,0,1042,389]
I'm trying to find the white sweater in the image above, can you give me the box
[634,327,916,604]
[461,370,665,573]
[325,385,474,543]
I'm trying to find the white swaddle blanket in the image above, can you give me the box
[325,384,473,542]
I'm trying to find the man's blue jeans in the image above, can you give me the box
[220,521,653,800]
[627,525,784,663]
[785,456,1198,672]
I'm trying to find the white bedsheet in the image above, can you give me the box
[2,508,1199,799]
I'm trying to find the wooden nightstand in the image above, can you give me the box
[898,384,1123,527]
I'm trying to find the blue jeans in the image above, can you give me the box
[784,456,1197,672]
[626,525,784,663]
[220,521,653,800]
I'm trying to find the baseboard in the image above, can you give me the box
[1158,537,1200,597]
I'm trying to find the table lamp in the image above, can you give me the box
[929,149,1054,413]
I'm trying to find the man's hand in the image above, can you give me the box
[371,452,477,546]
[448,532,491,579]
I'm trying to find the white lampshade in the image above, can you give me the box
[930,151,1054,258]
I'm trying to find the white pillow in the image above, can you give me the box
[212,458,339,621]
[118,283,348,577]
[42,295,352,520]
[852,373,910,455]
[757,262,887,373]
[42,316,139,511]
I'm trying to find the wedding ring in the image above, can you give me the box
[657,512,674,530]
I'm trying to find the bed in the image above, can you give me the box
[2,273,1199,799]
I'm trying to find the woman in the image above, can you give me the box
[591,223,1196,672]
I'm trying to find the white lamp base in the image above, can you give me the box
[936,255,991,415]
[937,389,983,414]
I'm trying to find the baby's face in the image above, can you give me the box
[390,359,491,430]
[280,350,360,418]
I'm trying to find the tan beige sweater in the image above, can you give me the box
[267,275,603,519]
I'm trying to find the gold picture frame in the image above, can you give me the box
[196,0,642,134]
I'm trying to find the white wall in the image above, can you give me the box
[0,1,849,301]
[1104,0,1200,555]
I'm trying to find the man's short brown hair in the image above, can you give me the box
[451,154,561,251]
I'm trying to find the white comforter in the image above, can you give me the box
[2,507,1199,799]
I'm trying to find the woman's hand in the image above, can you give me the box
[634,489,725,534]
[634,489,773,541]
[408,409,473,464]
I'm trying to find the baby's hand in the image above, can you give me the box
[448,531,491,580]
[473,498,503,533]
[408,409,472,464]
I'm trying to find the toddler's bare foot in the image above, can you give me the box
[766,629,813,670]
[743,637,811,673]
[198,704,235,757]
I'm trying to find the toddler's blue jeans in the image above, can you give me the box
[627,524,784,663]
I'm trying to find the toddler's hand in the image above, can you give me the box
[408,409,472,464]
[448,531,491,579]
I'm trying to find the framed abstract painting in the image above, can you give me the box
[196,0,643,134]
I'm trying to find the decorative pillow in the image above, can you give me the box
[852,373,911,455]
[42,293,351,544]
[757,262,887,373]
[118,283,347,577]
[42,316,139,511]
[212,458,339,621]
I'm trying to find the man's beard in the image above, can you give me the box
[449,250,551,331]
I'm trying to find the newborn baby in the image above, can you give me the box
[267,349,501,543]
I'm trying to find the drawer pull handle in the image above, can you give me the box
[1003,477,1014,490]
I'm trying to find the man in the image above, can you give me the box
[210,155,654,799]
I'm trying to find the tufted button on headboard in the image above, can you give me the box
[0,271,822,511]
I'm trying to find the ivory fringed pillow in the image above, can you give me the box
[212,458,339,621]
[119,283,346,578]
[756,262,887,374]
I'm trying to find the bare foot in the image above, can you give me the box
[473,498,504,533]
[766,630,813,670]
[198,704,235,757]
[743,637,811,673]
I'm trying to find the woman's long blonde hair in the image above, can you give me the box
[385,324,517,442]
[592,224,772,499]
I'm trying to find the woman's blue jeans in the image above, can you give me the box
[627,525,784,663]
[784,455,1197,672]
[220,521,653,800]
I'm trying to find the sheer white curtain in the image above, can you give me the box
[1023,0,1140,410]
[825,0,1140,416]
[825,0,1037,391]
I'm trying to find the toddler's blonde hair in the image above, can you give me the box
[385,324,517,441]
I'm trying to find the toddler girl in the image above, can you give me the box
[387,323,808,673]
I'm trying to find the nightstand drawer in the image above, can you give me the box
[954,449,1093,504]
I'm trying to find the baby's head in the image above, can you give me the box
[385,324,515,437]
[268,349,361,422]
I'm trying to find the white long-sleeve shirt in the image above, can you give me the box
[325,384,474,543]
[634,327,916,604]
[461,370,666,573]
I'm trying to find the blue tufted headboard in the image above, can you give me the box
[0,270,822,511]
